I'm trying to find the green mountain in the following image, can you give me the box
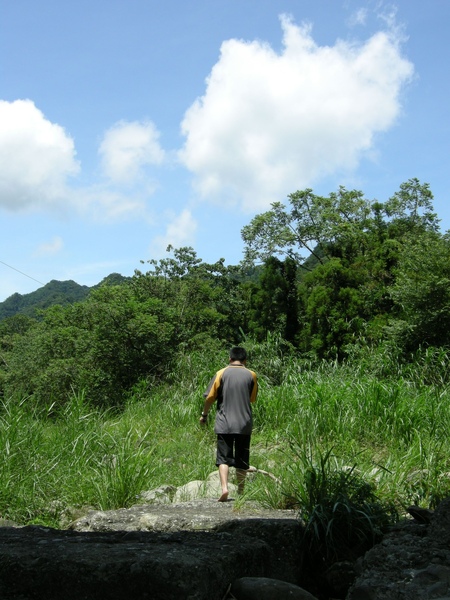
[0,273,130,321]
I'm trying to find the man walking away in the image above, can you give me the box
[200,347,258,502]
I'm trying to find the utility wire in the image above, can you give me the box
[0,260,45,286]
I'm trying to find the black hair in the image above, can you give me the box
[229,346,247,362]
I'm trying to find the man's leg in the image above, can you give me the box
[218,463,229,502]
[235,434,251,495]
[216,435,233,502]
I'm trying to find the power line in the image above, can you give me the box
[0,260,45,286]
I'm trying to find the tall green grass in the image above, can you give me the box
[1,342,450,527]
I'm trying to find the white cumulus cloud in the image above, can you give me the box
[179,14,414,212]
[99,120,165,183]
[0,99,79,211]
[0,103,164,221]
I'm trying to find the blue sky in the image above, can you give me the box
[1,0,449,301]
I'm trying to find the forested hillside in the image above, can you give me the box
[0,273,130,321]
[1,179,449,408]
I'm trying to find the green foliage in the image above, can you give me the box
[87,428,156,510]
[242,178,443,359]
[389,232,450,350]
[241,186,373,266]
[245,257,299,343]
[133,246,247,347]
[0,247,255,410]
[396,438,450,510]
[1,343,450,538]
[1,285,177,408]
[242,331,298,387]
[285,445,397,569]
[402,346,450,388]
[80,285,175,404]
[1,178,447,382]
[0,391,157,524]
[1,179,449,418]
[300,258,366,359]
[384,178,439,234]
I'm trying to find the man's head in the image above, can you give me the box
[229,346,247,363]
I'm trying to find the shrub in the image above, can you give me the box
[285,445,398,573]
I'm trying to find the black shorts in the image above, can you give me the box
[216,434,251,470]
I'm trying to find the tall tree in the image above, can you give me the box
[241,179,441,358]
[133,246,246,347]
[246,257,299,343]
[241,186,373,268]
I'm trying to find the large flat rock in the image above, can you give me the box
[0,526,269,600]
[0,501,303,600]
[70,498,298,533]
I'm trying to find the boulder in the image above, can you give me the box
[231,577,318,599]
[138,484,177,504]
[347,498,450,600]
[172,479,237,503]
